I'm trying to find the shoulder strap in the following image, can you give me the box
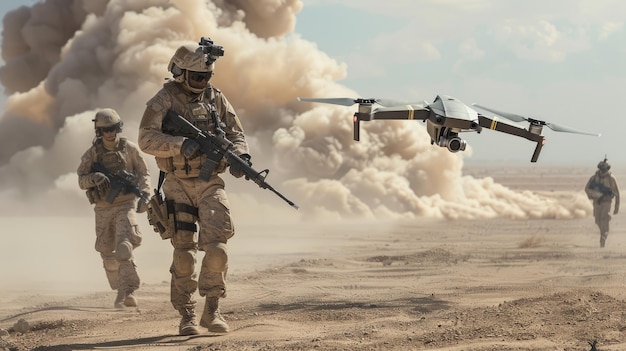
[157,170,166,192]
[94,138,104,163]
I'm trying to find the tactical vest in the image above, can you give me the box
[592,173,615,202]
[157,83,227,178]
[86,138,134,204]
[96,137,128,173]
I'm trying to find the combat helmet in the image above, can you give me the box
[168,45,214,93]
[168,37,224,94]
[93,108,123,135]
[598,156,611,172]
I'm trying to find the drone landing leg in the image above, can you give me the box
[353,113,360,141]
[531,140,545,162]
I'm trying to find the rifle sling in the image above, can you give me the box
[157,170,165,193]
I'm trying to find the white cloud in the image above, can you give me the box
[598,21,623,41]
[487,19,593,62]
[458,38,485,60]
[368,26,442,63]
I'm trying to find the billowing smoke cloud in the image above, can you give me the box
[0,0,592,220]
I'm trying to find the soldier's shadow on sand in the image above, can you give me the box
[257,296,451,314]
[31,333,219,351]
[0,306,121,322]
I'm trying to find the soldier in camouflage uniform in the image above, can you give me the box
[138,39,250,335]
[77,108,151,308]
[585,157,620,248]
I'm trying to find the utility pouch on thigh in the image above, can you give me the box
[147,190,198,240]
[167,200,198,235]
[147,190,174,240]
[148,171,198,240]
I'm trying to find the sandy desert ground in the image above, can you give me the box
[3,164,626,351]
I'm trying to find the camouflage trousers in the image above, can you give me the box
[162,174,234,311]
[94,201,142,293]
[593,200,613,240]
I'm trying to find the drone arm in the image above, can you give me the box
[370,106,429,121]
[478,115,545,162]
[352,105,428,141]
[477,115,541,141]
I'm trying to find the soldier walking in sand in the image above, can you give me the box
[138,37,250,335]
[77,108,151,308]
[585,157,620,248]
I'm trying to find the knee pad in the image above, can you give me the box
[115,241,133,261]
[173,248,196,277]
[203,243,227,272]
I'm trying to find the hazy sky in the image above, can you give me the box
[0,0,601,221]
[1,0,624,165]
[293,0,625,165]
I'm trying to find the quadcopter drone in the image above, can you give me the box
[297,95,600,162]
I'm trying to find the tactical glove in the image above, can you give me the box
[92,172,110,191]
[181,139,201,159]
[229,154,252,178]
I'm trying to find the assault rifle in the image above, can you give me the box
[589,179,614,198]
[162,110,299,210]
[92,162,147,205]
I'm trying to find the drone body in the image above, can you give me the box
[297,95,599,162]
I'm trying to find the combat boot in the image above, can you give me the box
[114,290,125,309]
[124,291,137,307]
[200,296,230,333]
[178,307,200,336]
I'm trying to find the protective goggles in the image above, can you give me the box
[188,71,211,82]
[99,125,118,133]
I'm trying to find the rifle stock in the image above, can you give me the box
[162,111,299,210]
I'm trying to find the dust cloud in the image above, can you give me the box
[0,0,592,221]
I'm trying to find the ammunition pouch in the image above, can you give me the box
[155,156,227,180]
[147,190,199,240]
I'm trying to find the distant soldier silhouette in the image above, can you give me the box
[585,157,620,248]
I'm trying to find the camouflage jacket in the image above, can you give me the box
[585,171,620,206]
[77,137,151,207]
[138,81,248,178]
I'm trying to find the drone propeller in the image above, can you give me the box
[543,121,600,136]
[297,97,419,141]
[376,98,419,107]
[297,97,360,106]
[471,103,527,123]
[472,103,600,137]
[297,97,415,107]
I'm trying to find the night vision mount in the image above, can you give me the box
[199,37,224,64]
